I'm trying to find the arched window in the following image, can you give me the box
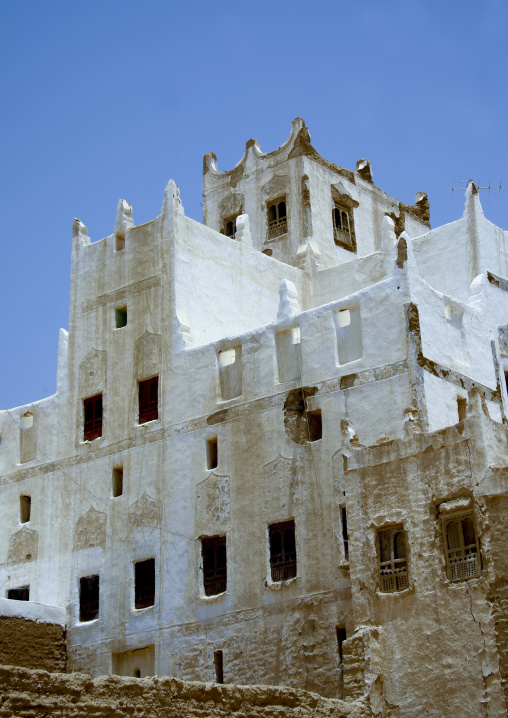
[443,511,480,581]
[332,203,355,251]
[267,196,288,239]
[377,525,409,593]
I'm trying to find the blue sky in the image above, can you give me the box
[0,0,507,409]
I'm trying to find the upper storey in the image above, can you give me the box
[202,118,430,270]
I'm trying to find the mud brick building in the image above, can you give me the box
[1,119,508,716]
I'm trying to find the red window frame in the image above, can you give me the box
[139,376,158,424]
[83,394,103,441]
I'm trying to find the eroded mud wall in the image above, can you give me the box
[0,665,370,718]
[0,616,66,672]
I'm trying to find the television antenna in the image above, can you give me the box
[452,179,502,193]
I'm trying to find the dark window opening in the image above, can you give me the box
[135,558,155,609]
[202,536,227,596]
[79,575,99,621]
[269,520,297,582]
[139,376,158,424]
[341,506,349,561]
[7,586,29,601]
[307,409,322,441]
[336,626,347,663]
[206,437,218,470]
[20,495,31,523]
[112,467,123,497]
[133,668,141,678]
[214,650,224,684]
[115,306,127,328]
[457,396,467,422]
[504,370,508,394]
[267,197,288,239]
[84,394,103,441]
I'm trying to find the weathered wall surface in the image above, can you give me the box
[0,666,370,718]
[340,401,508,717]
[0,616,66,672]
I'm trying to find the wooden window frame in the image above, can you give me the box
[333,204,356,252]
[377,525,409,593]
[202,535,227,597]
[269,520,297,582]
[267,196,288,240]
[442,511,481,582]
[138,376,159,424]
[83,394,103,441]
[221,214,240,239]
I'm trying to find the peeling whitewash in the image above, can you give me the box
[1,118,508,716]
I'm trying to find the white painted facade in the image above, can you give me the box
[1,119,508,715]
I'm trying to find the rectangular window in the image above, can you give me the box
[341,506,349,561]
[276,327,301,383]
[307,409,322,441]
[217,347,242,401]
[112,466,123,497]
[377,525,408,593]
[457,396,467,422]
[7,586,29,601]
[202,536,227,596]
[83,394,103,441]
[214,650,224,684]
[79,575,99,621]
[267,196,287,240]
[115,306,127,328]
[20,495,31,523]
[334,306,363,365]
[206,437,218,470]
[20,411,36,464]
[135,558,155,609]
[269,520,297,582]
[443,511,481,581]
[139,376,158,424]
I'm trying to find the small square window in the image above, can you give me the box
[115,306,127,328]
[377,525,408,593]
[269,520,297,582]
[79,575,99,621]
[20,495,31,523]
[206,437,218,470]
[135,558,155,609]
[139,377,158,424]
[202,536,227,596]
[7,586,29,601]
[112,467,123,497]
[83,394,103,441]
